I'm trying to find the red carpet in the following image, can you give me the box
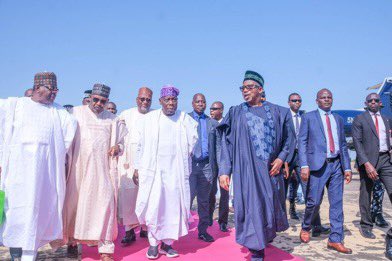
[82,213,302,260]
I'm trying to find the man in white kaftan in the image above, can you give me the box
[134,85,198,259]
[0,72,77,261]
[117,87,152,245]
[63,84,127,261]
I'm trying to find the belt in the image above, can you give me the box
[379,151,389,156]
[326,157,339,163]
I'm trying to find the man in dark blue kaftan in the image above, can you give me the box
[218,71,290,261]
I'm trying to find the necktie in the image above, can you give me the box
[294,114,300,136]
[374,114,379,137]
[194,116,202,158]
[325,113,335,154]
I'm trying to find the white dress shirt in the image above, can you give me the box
[369,111,388,152]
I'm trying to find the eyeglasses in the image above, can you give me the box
[367,98,380,103]
[41,85,59,92]
[92,97,108,105]
[210,107,222,111]
[162,97,178,103]
[290,99,302,103]
[239,84,260,91]
[138,97,151,102]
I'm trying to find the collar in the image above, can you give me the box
[192,111,206,119]
[318,108,332,115]
[290,109,300,117]
[368,110,380,117]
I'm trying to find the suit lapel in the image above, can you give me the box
[315,111,326,140]
[381,115,391,149]
[288,115,296,136]
[364,111,379,139]
[332,113,342,144]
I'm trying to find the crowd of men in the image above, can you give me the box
[0,70,391,261]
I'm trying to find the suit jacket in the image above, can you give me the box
[286,110,304,164]
[298,110,351,172]
[188,112,220,177]
[352,111,391,167]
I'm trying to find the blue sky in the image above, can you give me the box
[0,1,391,113]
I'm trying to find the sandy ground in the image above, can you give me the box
[0,172,391,260]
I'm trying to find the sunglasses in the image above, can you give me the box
[92,97,108,105]
[138,97,152,102]
[290,99,302,103]
[41,85,59,92]
[239,84,260,91]
[210,107,222,111]
[367,98,380,103]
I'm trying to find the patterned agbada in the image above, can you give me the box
[218,101,290,251]
[0,97,76,252]
[63,105,127,248]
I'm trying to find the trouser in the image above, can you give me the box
[21,250,37,261]
[285,151,308,202]
[359,153,392,237]
[148,231,174,247]
[10,247,22,259]
[286,152,321,227]
[125,224,147,232]
[190,159,213,234]
[302,158,344,243]
[98,241,115,254]
[209,174,229,224]
[370,179,385,216]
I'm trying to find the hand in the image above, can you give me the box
[300,167,310,182]
[132,170,139,186]
[270,158,283,176]
[364,162,378,180]
[283,162,290,179]
[219,175,230,191]
[108,145,120,157]
[344,170,352,184]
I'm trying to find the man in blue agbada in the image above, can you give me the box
[218,70,290,261]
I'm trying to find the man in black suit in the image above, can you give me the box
[352,93,392,259]
[189,93,220,242]
[208,101,229,232]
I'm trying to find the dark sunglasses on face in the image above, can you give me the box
[92,97,108,105]
[41,85,59,92]
[239,84,260,91]
[138,97,151,102]
[290,99,302,103]
[367,98,380,103]
[210,107,222,111]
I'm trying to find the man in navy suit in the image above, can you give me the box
[189,93,220,242]
[298,89,352,254]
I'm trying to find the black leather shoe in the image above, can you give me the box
[312,225,330,237]
[374,214,390,228]
[140,228,148,238]
[67,244,79,258]
[289,202,300,220]
[219,223,229,232]
[198,232,215,242]
[121,229,136,246]
[386,235,392,260]
[359,227,376,239]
